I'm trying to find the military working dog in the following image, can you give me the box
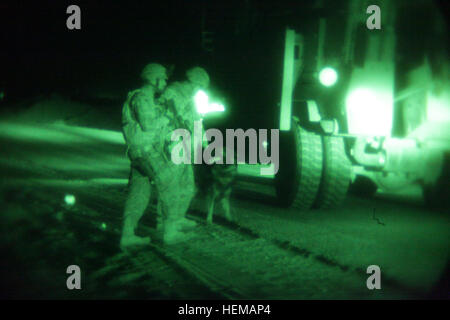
[196,149,237,224]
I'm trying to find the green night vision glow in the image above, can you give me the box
[319,67,338,87]
[194,90,225,115]
[346,87,393,136]
[64,194,76,206]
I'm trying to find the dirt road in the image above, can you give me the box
[0,121,448,299]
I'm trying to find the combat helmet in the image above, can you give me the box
[141,63,168,83]
[186,67,210,89]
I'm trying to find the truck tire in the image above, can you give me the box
[276,124,323,210]
[314,136,352,209]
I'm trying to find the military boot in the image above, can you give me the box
[162,221,195,245]
[174,217,197,231]
[120,219,151,250]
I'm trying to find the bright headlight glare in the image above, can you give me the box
[346,87,393,136]
[319,67,338,87]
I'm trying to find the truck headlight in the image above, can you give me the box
[346,87,393,136]
[319,67,338,87]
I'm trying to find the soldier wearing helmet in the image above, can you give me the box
[154,67,210,242]
[120,63,171,249]
[122,63,169,157]
[121,63,202,248]
[160,66,210,132]
[140,63,168,92]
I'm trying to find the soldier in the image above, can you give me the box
[159,67,210,160]
[120,63,168,249]
[121,63,197,248]
[157,66,210,236]
[159,67,210,131]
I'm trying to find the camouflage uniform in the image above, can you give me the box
[158,67,210,216]
[121,66,209,246]
[122,84,195,244]
[160,67,209,133]
[122,87,166,239]
[157,81,200,222]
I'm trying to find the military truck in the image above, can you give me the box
[199,0,448,210]
[273,0,449,210]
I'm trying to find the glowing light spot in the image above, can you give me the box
[64,194,76,206]
[346,87,393,136]
[319,67,338,87]
[194,90,225,115]
[209,102,225,112]
[100,223,107,230]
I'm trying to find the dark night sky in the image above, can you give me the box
[0,0,448,129]
[1,1,208,94]
[0,0,300,128]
